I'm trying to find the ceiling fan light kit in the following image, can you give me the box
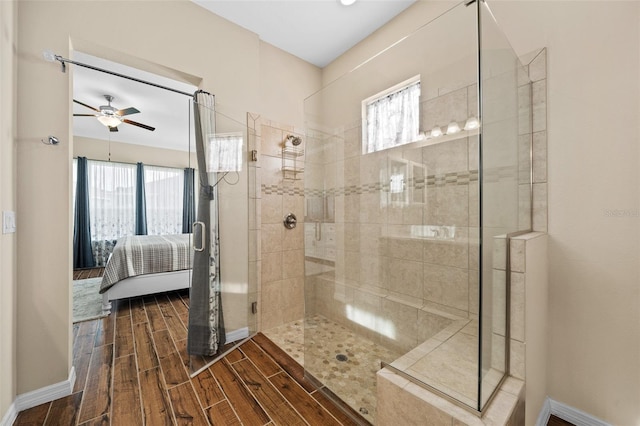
[73,94,154,132]
[96,114,121,128]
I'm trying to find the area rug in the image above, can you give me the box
[73,277,107,323]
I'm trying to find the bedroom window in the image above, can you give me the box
[362,76,421,154]
[85,161,186,240]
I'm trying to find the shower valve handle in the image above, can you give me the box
[284,213,297,229]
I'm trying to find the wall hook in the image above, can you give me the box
[41,135,59,146]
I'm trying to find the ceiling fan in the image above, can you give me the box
[73,94,155,132]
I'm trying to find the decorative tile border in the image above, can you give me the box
[261,184,305,196]
[261,169,489,198]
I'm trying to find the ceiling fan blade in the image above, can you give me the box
[109,126,119,133]
[73,99,100,112]
[122,119,155,132]
[116,107,140,117]
[73,114,98,117]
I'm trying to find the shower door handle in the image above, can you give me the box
[193,221,205,252]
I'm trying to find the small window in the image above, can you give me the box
[362,76,421,154]
[208,132,243,172]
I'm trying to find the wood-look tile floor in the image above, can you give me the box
[73,268,105,280]
[14,290,368,426]
[548,415,575,426]
[27,267,569,425]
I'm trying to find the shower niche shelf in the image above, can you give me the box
[282,146,304,180]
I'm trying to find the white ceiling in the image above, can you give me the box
[73,1,416,149]
[192,0,417,68]
[72,52,197,152]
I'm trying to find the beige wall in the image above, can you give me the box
[490,2,640,424]
[15,0,320,397]
[259,41,321,128]
[322,1,458,87]
[0,0,17,421]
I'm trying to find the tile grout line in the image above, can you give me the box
[152,294,181,426]
[73,327,97,426]
[113,304,132,425]
[186,378,214,426]
[159,296,202,423]
[136,300,151,426]
[223,356,273,424]
[108,309,120,425]
[208,369,242,423]
[230,347,281,425]
[40,401,53,426]
[251,337,349,426]
[240,345,313,426]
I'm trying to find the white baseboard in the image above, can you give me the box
[536,398,551,426]
[0,403,17,426]
[226,327,249,344]
[14,367,76,413]
[537,397,611,426]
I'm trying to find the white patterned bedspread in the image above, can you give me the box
[100,234,192,294]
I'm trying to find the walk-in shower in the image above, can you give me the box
[302,0,532,421]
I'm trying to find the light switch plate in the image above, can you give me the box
[2,211,16,234]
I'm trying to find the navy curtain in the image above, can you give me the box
[182,167,195,233]
[135,162,147,235]
[73,157,95,269]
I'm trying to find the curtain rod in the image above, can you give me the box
[73,156,195,171]
[44,50,212,100]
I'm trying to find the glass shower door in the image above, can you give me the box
[187,92,224,375]
[188,93,249,376]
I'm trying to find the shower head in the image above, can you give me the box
[286,135,302,146]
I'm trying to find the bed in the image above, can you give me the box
[100,234,192,314]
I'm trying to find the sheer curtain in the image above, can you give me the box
[144,165,184,235]
[365,81,420,154]
[88,161,136,265]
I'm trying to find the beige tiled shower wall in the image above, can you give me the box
[307,81,482,356]
[489,47,547,370]
[529,49,548,232]
[493,47,548,376]
[248,113,306,331]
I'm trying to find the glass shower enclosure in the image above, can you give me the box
[187,98,254,376]
[303,0,531,420]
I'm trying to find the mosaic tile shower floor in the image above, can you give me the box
[264,315,506,420]
[264,315,401,424]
